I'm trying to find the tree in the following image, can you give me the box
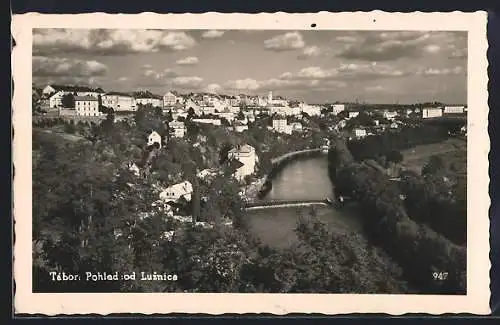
[166,110,174,122]
[237,110,245,120]
[187,107,196,120]
[386,150,404,164]
[219,142,233,165]
[422,155,445,175]
[61,94,75,108]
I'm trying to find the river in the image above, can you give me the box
[245,155,363,250]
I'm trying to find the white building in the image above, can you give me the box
[300,103,321,116]
[422,107,443,119]
[168,121,187,138]
[353,128,367,138]
[444,106,465,114]
[272,118,292,134]
[227,144,258,183]
[159,181,193,203]
[42,84,104,98]
[331,104,345,115]
[163,91,183,107]
[102,92,137,112]
[291,122,303,132]
[74,96,100,116]
[147,131,162,148]
[233,124,249,133]
[383,111,398,120]
[48,91,66,108]
[135,94,163,108]
[192,118,222,126]
[348,111,360,119]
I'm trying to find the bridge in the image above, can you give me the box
[270,148,324,165]
[244,199,331,210]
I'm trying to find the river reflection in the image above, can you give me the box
[246,156,363,250]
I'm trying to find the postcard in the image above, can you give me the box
[12,11,490,315]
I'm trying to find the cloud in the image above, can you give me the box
[297,46,323,60]
[337,31,464,61]
[449,47,467,59]
[264,32,305,51]
[201,30,225,39]
[335,35,359,43]
[283,63,408,81]
[33,56,108,77]
[118,76,129,82]
[142,64,153,69]
[365,85,386,92]
[143,68,178,80]
[206,83,221,93]
[33,75,105,88]
[171,76,204,89]
[33,28,197,55]
[417,66,465,76]
[176,56,199,65]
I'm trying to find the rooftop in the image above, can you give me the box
[74,96,99,101]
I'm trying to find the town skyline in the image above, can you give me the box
[33,29,467,104]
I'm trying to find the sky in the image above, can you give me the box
[32,29,467,104]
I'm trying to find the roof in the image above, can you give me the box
[227,159,245,172]
[74,96,98,101]
[47,84,104,93]
[229,144,254,154]
[105,91,133,97]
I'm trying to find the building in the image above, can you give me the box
[74,96,100,116]
[353,128,367,138]
[42,84,104,98]
[233,124,249,133]
[135,91,163,108]
[147,131,162,148]
[383,111,398,120]
[348,111,360,119]
[390,122,399,129]
[159,181,193,203]
[192,118,222,126]
[227,144,258,182]
[422,107,443,119]
[300,103,321,116]
[102,92,137,111]
[444,105,465,114]
[168,121,187,138]
[272,118,292,134]
[48,91,66,108]
[291,122,303,132]
[331,104,345,115]
[163,91,183,107]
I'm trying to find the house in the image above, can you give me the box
[147,131,162,148]
[348,111,360,119]
[233,124,249,133]
[168,121,187,138]
[353,128,367,138]
[74,96,100,116]
[331,104,345,115]
[163,91,183,107]
[444,105,465,114]
[227,144,258,182]
[337,119,347,129]
[390,122,399,129]
[159,181,193,203]
[192,118,222,126]
[291,122,303,132]
[422,107,443,119]
[197,168,218,180]
[272,118,292,134]
[127,162,140,177]
[134,91,163,108]
[42,84,104,98]
[383,111,398,120]
[48,91,66,108]
[102,92,137,111]
[300,103,321,116]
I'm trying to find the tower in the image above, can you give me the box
[268,91,273,103]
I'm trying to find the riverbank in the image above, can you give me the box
[252,149,325,199]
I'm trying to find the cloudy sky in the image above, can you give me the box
[32,29,467,104]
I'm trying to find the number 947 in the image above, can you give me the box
[433,272,448,280]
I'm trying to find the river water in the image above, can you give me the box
[246,156,363,250]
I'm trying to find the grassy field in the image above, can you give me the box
[401,137,466,173]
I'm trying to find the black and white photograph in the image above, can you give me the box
[13,12,490,315]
